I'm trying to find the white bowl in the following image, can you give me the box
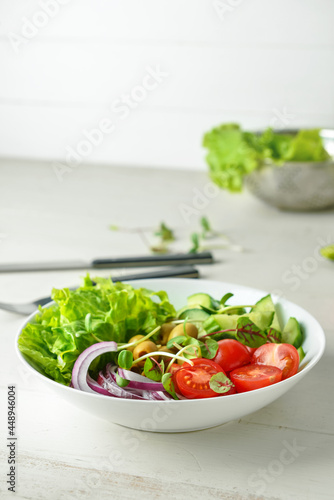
[16,279,325,433]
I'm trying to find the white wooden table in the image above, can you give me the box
[0,159,333,500]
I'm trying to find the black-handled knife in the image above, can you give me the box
[0,252,213,273]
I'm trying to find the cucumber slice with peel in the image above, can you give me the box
[178,308,211,321]
[252,294,282,332]
[202,311,274,337]
[297,346,305,363]
[282,317,303,348]
[187,293,220,310]
[248,311,274,331]
[203,314,239,334]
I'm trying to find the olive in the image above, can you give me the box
[126,334,145,352]
[160,322,176,345]
[168,322,198,342]
[132,340,158,367]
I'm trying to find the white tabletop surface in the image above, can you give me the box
[0,159,333,500]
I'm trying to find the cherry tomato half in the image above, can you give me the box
[173,358,233,399]
[213,339,252,372]
[168,363,182,376]
[252,343,299,380]
[245,346,258,356]
[230,364,283,393]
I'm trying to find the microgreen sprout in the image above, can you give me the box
[200,216,212,237]
[165,342,201,372]
[189,233,200,253]
[143,357,165,382]
[132,351,194,367]
[148,356,165,374]
[118,326,160,352]
[109,216,242,256]
[154,222,175,242]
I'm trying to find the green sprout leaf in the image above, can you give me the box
[162,373,179,400]
[117,350,133,370]
[209,372,234,394]
[155,222,175,242]
[181,337,201,360]
[189,232,200,253]
[320,245,334,261]
[116,373,130,387]
[151,222,175,254]
[266,327,282,344]
[236,317,267,348]
[201,216,212,238]
[166,335,187,349]
[143,357,163,382]
[199,338,219,359]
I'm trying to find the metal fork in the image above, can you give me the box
[0,266,199,315]
[0,296,53,315]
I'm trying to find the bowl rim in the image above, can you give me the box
[15,278,326,405]
[256,159,334,169]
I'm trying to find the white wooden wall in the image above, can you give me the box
[1,0,334,170]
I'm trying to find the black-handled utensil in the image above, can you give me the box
[0,252,213,273]
[0,265,199,315]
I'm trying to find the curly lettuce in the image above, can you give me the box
[203,124,331,192]
[18,275,176,385]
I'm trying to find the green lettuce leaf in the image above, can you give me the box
[203,123,260,192]
[203,124,331,192]
[18,275,176,386]
[284,129,330,162]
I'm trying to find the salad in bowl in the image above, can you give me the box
[16,277,325,432]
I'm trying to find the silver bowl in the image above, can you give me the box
[245,129,334,211]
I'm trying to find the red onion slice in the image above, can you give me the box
[71,342,172,400]
[87,374,111,397]
[71,341,118,393]
[101,367,172,400]
[108,365,165,392]
[98,371,146,399]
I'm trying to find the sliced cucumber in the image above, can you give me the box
[187,293,219,310]
[176,305,199,318]
[252,294,282,331]
[282,317,303,348]
[297,346,305,363]
[224,306,247,316]
[203,311,273,336]
[202,314,239,337]
[247,311,274,331]
[178,308,211,321]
